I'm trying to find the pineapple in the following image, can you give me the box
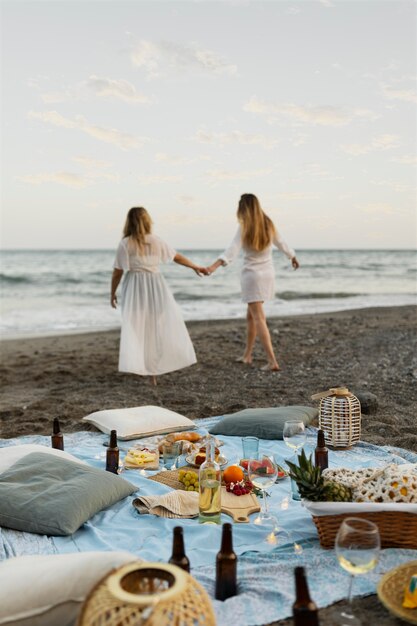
[287,449,352,502]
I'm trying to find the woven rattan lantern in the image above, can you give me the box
[77,561,216,626]
[312,387,361,449]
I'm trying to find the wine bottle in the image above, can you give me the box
[168,526,190,572]
[215,523,237,601]
[314,429,328,472]
[198,437,221,524]
[51,418,64,450]
[106,429,119,474]
[293,566,320,625]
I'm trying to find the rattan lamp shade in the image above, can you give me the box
[312,387,361,449]
[77,562,216,626]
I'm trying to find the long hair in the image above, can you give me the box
[123,207,152,252]
[237,194,276,251]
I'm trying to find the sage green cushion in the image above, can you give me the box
[0,452,137,536]
[209,406,318,440]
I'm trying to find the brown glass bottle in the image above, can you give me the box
[314,429,328,472]
[106,430,119,474]
[51,418,64,450]
[215,523,237,601]
[168,526,190,572]
[293,566,320,625]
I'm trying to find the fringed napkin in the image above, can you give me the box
[132,491,199,518]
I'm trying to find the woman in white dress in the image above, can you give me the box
[207,193,299,371]
[111,207,207,383]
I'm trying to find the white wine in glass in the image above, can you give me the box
[335,517,380,625]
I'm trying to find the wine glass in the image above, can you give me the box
[248,455,278,524]
[283,421,306,500]
[335,517,381,625]
[283,420,306,455]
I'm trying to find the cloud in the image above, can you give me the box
[277,191,320,200]
[358,202,406,216]
[205,167,272,182]
[390,155,417,165]
[154,153,192,165]
[72,157,119,182]
[16,172,88,188]
[138,174,183,184]
[29,110,147,150]
[177,195,200,206]
[381,84,417,104]
[193,129,277,149]
[340,134,401,156]
[243,97,377,126]
[131,39,237,77]
[85,76,152,103]
[38,75,153,105]
[370,179,411,193]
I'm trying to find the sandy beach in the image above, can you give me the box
[1,305,416,625]
[1,305,416,448]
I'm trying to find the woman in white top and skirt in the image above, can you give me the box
[111,207,207,383]
[207,193,299,371]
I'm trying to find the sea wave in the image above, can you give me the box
[0,273,33,284]
[278,291,359,300]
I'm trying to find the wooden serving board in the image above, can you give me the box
[221,487,261,523]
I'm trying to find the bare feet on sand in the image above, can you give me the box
[260,363,280,372]
[235,356,253,365]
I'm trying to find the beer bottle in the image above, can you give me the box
[314,429,328,472]
[215,523,237,601]
[51,418,64,450]
[168,526,190,572]
[293,566,320,625]
[106,429,119,474]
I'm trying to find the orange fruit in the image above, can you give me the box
[223,465,244,484]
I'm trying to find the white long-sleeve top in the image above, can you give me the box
[218,225,295,303]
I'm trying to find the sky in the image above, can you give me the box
[1,0,416,250]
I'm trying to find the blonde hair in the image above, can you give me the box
[123,207,152,252]
[237,194,276,251]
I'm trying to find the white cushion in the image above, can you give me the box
[82,405,195,440]
[0,551,137,626]
[0,444,85,476]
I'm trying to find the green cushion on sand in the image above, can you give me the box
[209,406,318,440]
[0,452,136,536]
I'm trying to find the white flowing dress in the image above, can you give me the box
[219,225,295,303]
[114,235,196,376]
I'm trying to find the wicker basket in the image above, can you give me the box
[312,387,361,449]
[313,512,417,549]
[77,562,216,626]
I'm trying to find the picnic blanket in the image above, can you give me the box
[1,415,416,626]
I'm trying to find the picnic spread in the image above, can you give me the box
[0,413,416,626]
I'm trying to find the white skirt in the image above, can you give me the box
[119,271,196,376]
[241,266,275,303]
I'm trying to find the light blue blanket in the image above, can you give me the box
[1,417,416,626]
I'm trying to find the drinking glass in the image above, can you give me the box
[283,420,306,500]
[162,441,182,470]
[335,517,380,625]
[242,436,259,460]
[248,455,278,523]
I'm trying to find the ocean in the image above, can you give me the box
[0,249,416,338]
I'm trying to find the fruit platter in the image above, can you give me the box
[287,449,417,549]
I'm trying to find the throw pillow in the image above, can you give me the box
[0,551,138,626]
[209,406,318,440]
[0,452,136,536]
[0,444,86,476]
[82,405,195,440]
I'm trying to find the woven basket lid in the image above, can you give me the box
[78,561,216,626]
